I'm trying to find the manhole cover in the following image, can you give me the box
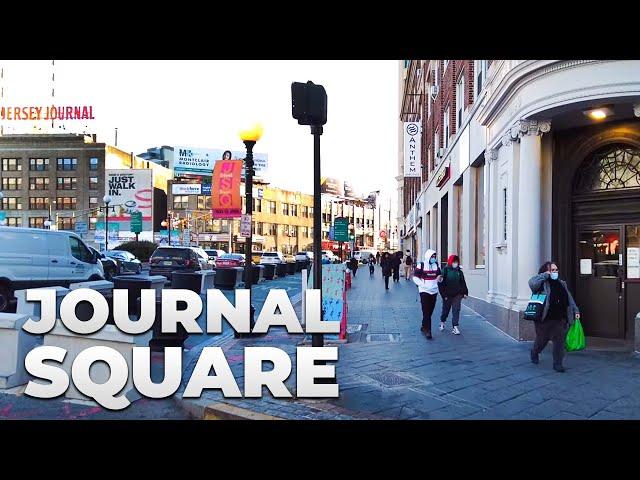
[367,372,416,387]
[366,334,400,342]
[347,324,363,333]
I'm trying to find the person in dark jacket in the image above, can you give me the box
[348,256,358,277]
[438,254,469,335]
[380,252,392,290]
[528,261,581,373]
[368,254,376,276]
[392,251,402,283]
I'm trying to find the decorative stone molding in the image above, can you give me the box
[518,119,551,137]
[634,104,640,118]
[485,148,498,163]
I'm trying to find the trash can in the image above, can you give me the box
[262,264,275,280]
[295,260,309,272]
[171,271,215,294]
[286,262,296,275]
[214,267,243,289]
[275,263,288,278]
[251,265,264,284]
[113,275,166,316]
[137,296,189,351]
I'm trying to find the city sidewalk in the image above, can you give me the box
[176,267,640,420]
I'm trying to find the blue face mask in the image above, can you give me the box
[429,258,437,265]
[550,272,559,280]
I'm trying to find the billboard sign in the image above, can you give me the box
[171,183,201,195]
[105,169,153,232]
[174,146,268,177]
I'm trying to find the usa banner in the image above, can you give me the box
[211,159,242,219]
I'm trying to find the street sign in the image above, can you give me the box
[257,188,264,199]
[329,225,335,241]
[333,217,349,242]
[182,229,191,246]
[130,211,143,234]
[75,221,88,235]
[240,214,252,238]
[202,183,212,195]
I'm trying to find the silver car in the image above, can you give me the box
[103,250,142,275]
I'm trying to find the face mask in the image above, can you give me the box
[550,272,559,280]
[429,258,437,265]
[452,263,459,268]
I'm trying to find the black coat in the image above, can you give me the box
[380,257,392,277]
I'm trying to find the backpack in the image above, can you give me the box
[524,293,547,322]
[405,255,413,265]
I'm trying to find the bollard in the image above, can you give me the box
[0,313,40,389]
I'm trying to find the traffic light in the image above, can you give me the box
[291,81,328,126]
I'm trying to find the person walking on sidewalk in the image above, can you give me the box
[368,254,376,276]
[376,251,381,266]
[412,249,442,339]
[528,261,581,373]
[438,254,469,335]
[380,252,393,290]
[403,250,414,280]
[348,256,359,277]
[392,251,402,283]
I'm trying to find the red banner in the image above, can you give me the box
[211,160,242,219]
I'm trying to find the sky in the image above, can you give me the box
[0,60,399,207]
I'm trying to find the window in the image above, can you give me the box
[291,204,298,217]
[197,195,212,210]
[57,177,77,190]
[427,93,431,119]
[502,188,508,242]
[6,217,22,227]
[434,61,440,88]
[289,225,298,236]
[29,197,49,210]
[444,105,450,149]
[2,177,21,190]
[90,197,98,208]
[29,158,50,171]
[30,177,49,190]
[59,217,75,230]
[253,198,262,212]
[89,216,97,230]
[301,226,309,237]
[309,207,314,216]
[456,74,465,129]
[574,145,640,193]
[1,197,22,210]
[443,60,449,71]
[282,203,289,216]
[57,158,77,171]
[434,129,440,166]
[268,201,276,214]
[56,197,77,210]
[301,205,308,218]
[475,163,486,267]
[474,60,487,100]
[69,236,91,262]
[257,222,264,235]
[29,217,47,228]
[2,158,21,171]
[90,177,98,188]
[263,223,276,236]
[173,195,189,209]
[89,157,99,171]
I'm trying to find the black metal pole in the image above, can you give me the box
[105,204,109,251]
[242,140,256,337]
[311,126,323,347]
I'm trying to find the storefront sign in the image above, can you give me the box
[211,160,242,219]
[436,166,450,189]
[171,183,202,195]
[404,121,422,178]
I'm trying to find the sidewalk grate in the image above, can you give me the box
[367,371,418,387]
[366,334,400,342]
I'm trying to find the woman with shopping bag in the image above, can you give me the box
[528,261,581,372]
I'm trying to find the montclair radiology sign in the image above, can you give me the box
[0,105,96,121]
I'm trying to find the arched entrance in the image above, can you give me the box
[572,144,640,340]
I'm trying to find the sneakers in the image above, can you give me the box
[530,350,539,364]
[439,322,445,331]
[452,326,461,335]
[426,331,433,340]
[553,364,566,373]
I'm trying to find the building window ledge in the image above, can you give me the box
[474,265,486,269]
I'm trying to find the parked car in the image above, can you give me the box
[204,249,226,267]
[294,251,313,262]
[148,246,212,282]
[284,254,296,264]
[322,250,339,263]
[215,253,246,268]
[0,227,103,312]
[103,250,142,274]
[90,247,118,281]
[251,251,263,265]
[260,251,286,265]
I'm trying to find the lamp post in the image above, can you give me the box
[103,195,112,251]
[239,123,263,337]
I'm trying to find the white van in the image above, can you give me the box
[0,227,104,312]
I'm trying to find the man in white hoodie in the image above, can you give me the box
[412,249,442,339]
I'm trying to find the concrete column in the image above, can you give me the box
[486,148,499,302]
[515,120,551,309]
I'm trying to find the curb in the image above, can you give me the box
[174,396,283,420]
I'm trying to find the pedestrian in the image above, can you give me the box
[380,252,393,290]
[403,249,413,280]
[392,251,402,283]
[376,251,381,265]
[368,254,376,276]
[348,256,358,277]
[412,249,442,339]
[438,254,468,335]
[528,261,581,373]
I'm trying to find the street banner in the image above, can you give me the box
[105,169,153,232]
[158,229,180,246]
[240,214,252,238]
[307,263,345,340]
[211,159,242,219]
[95,221,120,244]
[404,121,422,177]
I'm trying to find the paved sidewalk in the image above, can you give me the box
[177,267,640,420]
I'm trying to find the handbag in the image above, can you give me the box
[523,293,546,322]
[565,318,586,351]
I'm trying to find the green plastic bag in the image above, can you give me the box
[565,318,586,352]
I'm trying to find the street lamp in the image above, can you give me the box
[239,122,263,337]
[103,194,112,251]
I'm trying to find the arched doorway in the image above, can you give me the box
[572,144,640,340]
